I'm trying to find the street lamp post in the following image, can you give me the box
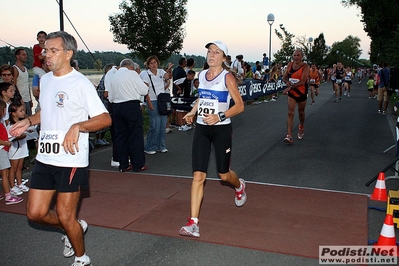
[308,37,313,63]
[267,13,275,65]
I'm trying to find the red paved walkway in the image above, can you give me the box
[0,170,368,259]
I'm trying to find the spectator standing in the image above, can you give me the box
[9,31,111,266]
[367,75,374,98]
[103,65,119,167]
[95,63,115,146]
[108,59,149,172]
[262,53,269,70]
[13,48,32,116]
[1,64,23,105]
[0,99,22,204]
[377,62,390,114]
[231,54,244,78]
[140,56,173,155]
[32,31,47,78]
[7,102,30,195]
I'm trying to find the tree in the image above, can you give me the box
[324,35,362,67]
[109,0,188,63]
[273,25,296,65]
[309,33,328,66]
[342,0,399,65]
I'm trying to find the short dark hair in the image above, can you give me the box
[178,57,187,65]
[37,31,47,37]
[187,58,195,67]
[187,70,195,76]
[14,48,25,57]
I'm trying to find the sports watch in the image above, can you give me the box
[218,112,226,122]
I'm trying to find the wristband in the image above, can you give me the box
[218,112,226,122]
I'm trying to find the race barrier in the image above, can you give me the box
[171,79,287,111]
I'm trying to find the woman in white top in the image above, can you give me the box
[179,41,246,238]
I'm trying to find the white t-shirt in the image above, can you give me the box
[107,67,149,103]
[140,69,167,101]
[37,69,108,167]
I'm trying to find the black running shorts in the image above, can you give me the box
[192,123,232,174]
[30,161,89,192]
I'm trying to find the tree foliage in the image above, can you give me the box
[109,0,188,63]
[273,25,296,65]
[342,0,399,65]
[323,35,362,67]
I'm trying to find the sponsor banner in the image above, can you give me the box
[239,79,287,101]
[170,79,287,110]
[319,246,397,264]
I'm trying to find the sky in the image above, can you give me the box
[1,0,370,63]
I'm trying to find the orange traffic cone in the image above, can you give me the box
[374,214,396,246]
[370,172,388,201]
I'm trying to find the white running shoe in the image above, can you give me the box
[179,218,200,238]
[62,220,88,258]
[18,183,29,192]
[235,178,247,207]
[10,186,23,196]
[111,158,120,168]
[71,259,92,266]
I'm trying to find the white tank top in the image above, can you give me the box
[196,69,231,126]
[13,65,31,102]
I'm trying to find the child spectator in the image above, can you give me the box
[32,31,47,78]
[367,75,374,98]
[0,82,16,125]
[0,99,23,204]
[8,102,30,194]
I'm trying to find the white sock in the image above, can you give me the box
[191,217,199,224]
[75,254,90,263]
[235,183,243,191]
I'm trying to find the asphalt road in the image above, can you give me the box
[1,79,398,265]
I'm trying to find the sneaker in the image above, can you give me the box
[270,98,277,102]
[111,159,120,168]
[18,183,29,192]
[347,93,350,98]
[10,186,23,196]
[311,100,315,105]
[102,138,110,145]
[382,111,387,115]
[158,149,168,153]
[5,195,23,205]
[334,98,339,103]
[0,194,3,200]
[144,150,156,155]
[344,91,347,96]
[179,218,200,238]
[235,178,247,207]
[283,135,293,144]
[71,260,92,266]
[263,99,269,103]
[378,110,382,114]
[95,139,107,146]
[178,125,191,132]
[165,128,172,134]
[297,125,304,140]
[62,220,88,258]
